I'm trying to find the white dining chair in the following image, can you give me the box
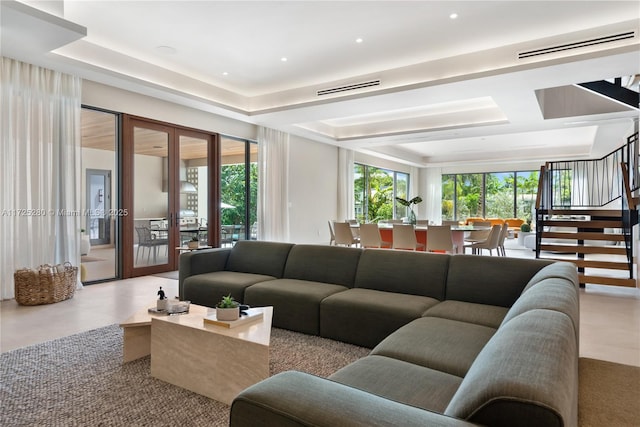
[466,224,502,255]
[359,223,391,248]
[328,221,336,246]
[426,225,456,254]
[333,221,359,247]
[392,224,425,251]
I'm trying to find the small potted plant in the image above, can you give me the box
[188,236,199,249]
[395,196,423,225]
[216,294,239,321]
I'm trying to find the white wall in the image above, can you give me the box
[288,135,339,244]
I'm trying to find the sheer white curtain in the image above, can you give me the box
[257,126,290,242]
[337,148,354,221]
[1,57,82,299]
[424,167,442,224]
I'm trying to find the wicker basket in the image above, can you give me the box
[14,262,78,305]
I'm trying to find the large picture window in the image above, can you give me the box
[354,164,410,222]
[443,170,539,221]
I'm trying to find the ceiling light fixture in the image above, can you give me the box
[222,72,228,76]
[449,12,458,19]
[355,38,363,43]
[281,57,288,62]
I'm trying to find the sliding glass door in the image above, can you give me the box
[122,117,218,277]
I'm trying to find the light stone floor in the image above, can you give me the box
[2,240,639,367]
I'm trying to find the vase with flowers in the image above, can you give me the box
[395,196,423,225]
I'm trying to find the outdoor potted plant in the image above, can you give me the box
[395,196,423,225]
[517,219,532,246]
[216,294,239,321]
[188,236,199,249]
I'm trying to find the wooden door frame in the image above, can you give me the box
[121,114,220,278]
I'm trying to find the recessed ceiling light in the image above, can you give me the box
[222,72,228,76]
[281,57,288,62]
[155,45,176,54]
[355,38,363,43]
[449,12,458,19]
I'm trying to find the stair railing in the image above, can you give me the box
[535,132,639,274]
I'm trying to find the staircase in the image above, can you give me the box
[535,132,639,288]
[535,209,635,287]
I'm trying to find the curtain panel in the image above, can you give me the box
[257,126,290,242]
[1,57,82,299]
[337,148,354,221]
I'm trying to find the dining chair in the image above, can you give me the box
[328,220,336,246]
[333,221,359,247]
[466,224,502,255]
[442,220,459,226]
[426,225,455,253]
[497,222,510,256]
[135,226,168,264]
[359,223,391,248]
[416,219,430,226]
[392,224,425,251]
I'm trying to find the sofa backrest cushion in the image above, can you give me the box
[445,309,577,427]
[500,277,579,338]
[522,261,578,293]
[354,249,449,299]
[283,245,362,287]
[445,255,553,307]
[226,241,294,278]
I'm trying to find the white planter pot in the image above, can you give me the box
[216,307,239,321]
[80,235,91,256]
[517,231,530,246]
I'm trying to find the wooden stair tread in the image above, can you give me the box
[543,220,622,228]
[542,258,630,270]
[539,244,627,255]
[578,274,637,287]
[540,232,625,241]
[546,209,621,217]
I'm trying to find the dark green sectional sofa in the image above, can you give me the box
[179,240,579,427]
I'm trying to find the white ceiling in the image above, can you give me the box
[3,0,639,168]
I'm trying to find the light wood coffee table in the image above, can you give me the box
[120,303,273,404]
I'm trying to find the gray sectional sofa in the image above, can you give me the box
[179,240,579,427]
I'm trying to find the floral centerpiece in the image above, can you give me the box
[395,196,423,225]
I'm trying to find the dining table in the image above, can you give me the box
[372,224,490,253]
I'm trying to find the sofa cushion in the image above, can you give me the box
[522,261,578,293]
[283,245,362,287]
[422,300,508,329]
[500,278,580,337]
[329,355,463,413]
[244,279,348,335]
[183,271,276,307]
[226,240,294,278]
[445,255,553,307]
[354,249,449,299]
[231,371,478,427]
[445,309,577,427]
[371,317,496,377]
[320,288,440,348]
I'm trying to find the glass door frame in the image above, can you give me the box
[121,115,220,277]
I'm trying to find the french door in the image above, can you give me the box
[122,115,219,277]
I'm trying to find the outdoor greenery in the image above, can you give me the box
[220,163,258,228]
[354,164,409,222]
[442,170,540,221]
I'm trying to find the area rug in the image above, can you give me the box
[0,324,368,426]
[2,326,638,426]
[578,357,640,427]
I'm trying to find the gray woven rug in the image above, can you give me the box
[0,324,369,426]
[2,325,638,426]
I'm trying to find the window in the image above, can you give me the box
[443,170,540,221]
[354,163,410,222]
[220,137,258,244]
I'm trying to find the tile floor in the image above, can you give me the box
[2,242,639,367]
